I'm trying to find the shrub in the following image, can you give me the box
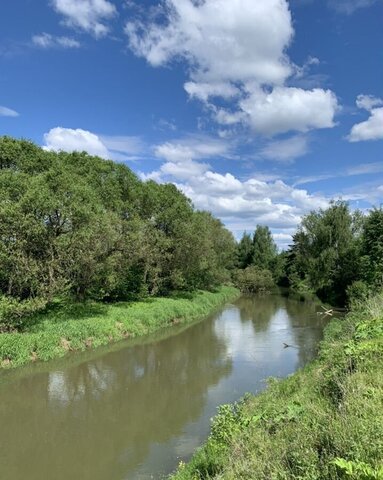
[347,280,370,308]
[234,266,274,293]
[0,295,47,332]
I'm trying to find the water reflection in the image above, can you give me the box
[0,319,231,480]
[0,293,328,480]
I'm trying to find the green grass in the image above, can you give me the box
[171,292,383,480]
[0,286,240,370]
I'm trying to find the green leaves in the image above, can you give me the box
[332,458,383,479]
[0,137,237,327]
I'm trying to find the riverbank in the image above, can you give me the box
[0,286,240,370]
[171,292,383,479]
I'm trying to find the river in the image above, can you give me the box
[0,291,328,479]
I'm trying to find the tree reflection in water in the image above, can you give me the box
[0,293,330,480]
[0,318,231,480]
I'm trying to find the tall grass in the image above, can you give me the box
[171,292,383,480]
[0,286,240,370]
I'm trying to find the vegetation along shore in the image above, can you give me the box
[0,286,239,370]
[1,137,383,477]
[170,292,383,480]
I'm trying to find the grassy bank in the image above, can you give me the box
[0,286,240,370]
[171,293,383,480]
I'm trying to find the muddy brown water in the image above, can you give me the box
[0,292,329,479]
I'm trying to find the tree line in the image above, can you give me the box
[1,136,382,330]
[0,137,236,330]
[236,201,383,306]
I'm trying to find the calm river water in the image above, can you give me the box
[0,292,328,480]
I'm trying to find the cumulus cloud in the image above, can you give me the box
[51,0,117,38]
[356,94,383,111]
[32,33,81,49]
[125,0,339,136]
[125,0,293,84]
[43,127,110,157]
[239,86,338,135]
[142,136,328,243]
[43,127,145,161]
[260,135,309,162]
[348,94,383,142]
[0,105,19,117]
[143,136,230,181]
[177,173,328,231]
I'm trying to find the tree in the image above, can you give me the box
[237,232,253,269]
[0,136,239,329]
[289,201,361,304]
[252,225,277,270]
[360,207,383,287]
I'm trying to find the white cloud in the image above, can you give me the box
[143,137,328,240]
[356,94,383,111]
[126,0,293,85]
[147,136,231,181]
[43,127,110,157]
[260,135,309,162]
[32,33,81,49]
[125,0,339,136]
[184,82,241,103]
[161,159,210,180]
[154,136,230,163]
[43,127,146,162]
[176,174,328,232]
[0,105,19,117]
[52,0,117,38]
[239,86,338,135]
[348,94,383,142]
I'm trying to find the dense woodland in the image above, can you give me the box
[0,136,236,330]
[1,136,382,330]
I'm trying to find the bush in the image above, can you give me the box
[0,295,47,332]
[347,280,370,308]
[234,266,274,293]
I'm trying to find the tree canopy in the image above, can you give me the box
[0,136,236,330]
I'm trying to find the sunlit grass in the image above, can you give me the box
[0,286,240,369]
[171,292,383,480]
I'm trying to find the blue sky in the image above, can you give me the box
[1,0,382,247]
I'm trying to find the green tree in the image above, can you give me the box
[360,207,383,287]
[252,225,277,270]
[237,232,253,269]
[290,201,361,304]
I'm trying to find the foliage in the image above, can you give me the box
[170,291,383,480]
[360,208,383,288]
[347,280,369,308]
[0,295,47,332]
[234,266,274,293]
[236,226,278,293]
[252,225,277,270]
[332,458,383,479]
[0,136,237,329]
[284,201,383,306]
[236,232,253,269]
[0,286,240,369]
